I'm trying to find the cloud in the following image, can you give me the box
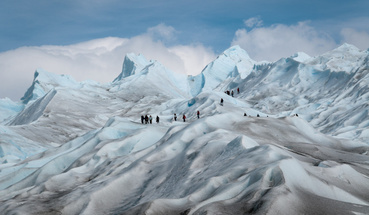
[0,24,216,101]
[147,23,177,42]
[244,17,263,28]
[340,28,369,50]
[232,22,337,61]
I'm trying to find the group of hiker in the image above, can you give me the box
[140,87,244,124]
[142,111,201,124]
[244,113,260,117]
[173,110,200,122]
[139,87,300,125]
[221,87,240,105]
[224,87,240,97]
[141,115,160,124]
[173,113,187,122]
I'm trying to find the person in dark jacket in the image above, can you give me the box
[197,110,200,119]
[156,116,160,123]
[183,114,186,122]
[145,115,149,124]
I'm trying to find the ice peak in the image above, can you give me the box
[113,53,151,82]
[223,45,252,60]
[335,43,360,52]
[188,45,257,96]
[33,68,76,84]
[21,69,78,104]
[290,52,311,63]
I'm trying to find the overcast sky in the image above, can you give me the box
[1,0,369,100]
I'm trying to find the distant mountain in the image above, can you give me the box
[0,44,368,215]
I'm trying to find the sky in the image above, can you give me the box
[1,0,369,101]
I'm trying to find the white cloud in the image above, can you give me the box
[147,23,177,42]
[0,25,215,101]
[232,22,337,61]
[244,17,263,28]
[340,28,369,50]
[169,45,216,75]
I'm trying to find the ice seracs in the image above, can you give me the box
[188,45,257,97]
[21,68,81,104]
[113,53,151,81]
[111,53,190,99]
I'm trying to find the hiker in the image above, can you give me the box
[237,88,240,94]
[141,115,144,124]
[197,110,200,119]
[231,90,234,97]
[183,114,186,122]
[156,115,160,123]
[145,115,149,124]
[220,98,224,106]
[244,113,247,116]
[174,113,177,121]
[149,115,153,124]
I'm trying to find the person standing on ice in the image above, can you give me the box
[174,113,177,121]
[231,90,234,97]
[141,115,144,124]
[149,115,153,124]
[145,115,149,124]
[183,114,186,122]
[220,98,224,106]
[156,115,160,123]
[237,87,240,94]
[197,110,200,119]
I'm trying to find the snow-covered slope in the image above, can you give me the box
[0,44,369,215]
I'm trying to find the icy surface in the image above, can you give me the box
[0,44,369,215]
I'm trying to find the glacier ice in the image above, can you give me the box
[0,44,369,214]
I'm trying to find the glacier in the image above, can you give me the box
[0,44,369,214]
